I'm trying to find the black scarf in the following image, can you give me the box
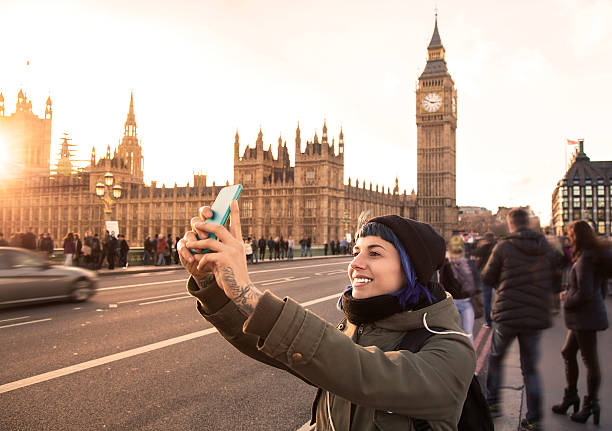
[340,282,447,325]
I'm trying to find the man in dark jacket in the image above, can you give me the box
[482,208,561,430]
[258,237,266,261]
[119,234,130,267]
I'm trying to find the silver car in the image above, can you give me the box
[0,247,98,308]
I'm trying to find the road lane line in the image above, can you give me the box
[0,292,341,394]
[118,292,186,304]
[97,262,348,292]
[0,318,52,330]
[0,316,31,323]
[139,295,191,305]
[260,276,310,286]
[0,327,218,395]
[98,279,187,292]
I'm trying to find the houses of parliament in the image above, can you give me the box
[0,19,458,244]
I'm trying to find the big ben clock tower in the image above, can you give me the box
[416,15,458,238]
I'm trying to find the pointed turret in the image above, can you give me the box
[256,127,264,151]
[322,119,328,144]
[295,121,301,156]
[428,15,442,48]
[338,126,344,156]
[124,92,137,137]
[106,144,111,159]
[234,130,240,162]
[420,14,448,78]
[91,146,96,165]
[45,95,52,119]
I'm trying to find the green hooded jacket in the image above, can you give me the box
[187,275,475,431]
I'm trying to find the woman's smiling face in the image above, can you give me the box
[348,235,406,299]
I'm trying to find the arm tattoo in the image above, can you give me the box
[195,273,216,290]
[222,267,261,315]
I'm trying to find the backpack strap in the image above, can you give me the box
[396,328,443,431]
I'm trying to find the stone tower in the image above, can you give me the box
[416,16,458,238]
[116,92,144,183]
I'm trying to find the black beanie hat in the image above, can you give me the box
[367,215,446,285]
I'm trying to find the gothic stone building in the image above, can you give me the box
[0,18,458,244]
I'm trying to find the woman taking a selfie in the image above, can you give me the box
[178,201,475,430]
[552,220,609,425]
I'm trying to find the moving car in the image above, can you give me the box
[0,247,98,308]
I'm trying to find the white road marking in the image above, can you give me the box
[139,295,191,305]
[0,292,340,394]
[0,318,52,330]
[0,316,31,323]
[260,276,310,286]
[117,292,186,304]
[96,261,348,293]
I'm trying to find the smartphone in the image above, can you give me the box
[191,184,243,254]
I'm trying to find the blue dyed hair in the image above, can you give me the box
[355,221,433,308]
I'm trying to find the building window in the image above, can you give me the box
[597,208,605,219]
[597,197,605,208]
[597,185,604,196]
[573,209,581,219]
[585,197,593,208]
[572,198,581,208]
[306,169,315,184]
[562,199,568,209]
[585,186,592,196]
[562,186,568,197]
[242,200,253,218]
[597,221,606,234]
[573,185,580,196]
[287,199,293,218]
[306,199,316,217]
[244,173,252,184]
[563,210,569,221]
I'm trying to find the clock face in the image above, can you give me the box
[423,92,442,113]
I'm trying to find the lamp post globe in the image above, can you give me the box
[104,172,114,187]
[112,184,122,200]
[95,182,105,197]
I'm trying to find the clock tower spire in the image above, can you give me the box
[416,15,458,238]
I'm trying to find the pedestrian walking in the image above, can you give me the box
[324,242,328,255]
[178,205,475,431]
[306,236,312,257]
[74,233,83,266]
[91,233,101,269]
[274,236,280,260]
[251,237,258,264]
[482,208,562,430]
[119,234,130,268]
[107,233,118,270]
[472,232,497,327]
[552,220,610,425]
[156,234,167,266]
[22,227,37,250]
[258,237,266,261]
[165,234,173,265]
[287,236,294,259]
[267,236,274,261]
[440,235,481,342]
[279,236,286,260]
[244,237,253,263]
[63,232,75,265]
[299,238,306,257]
[144,236,152,265]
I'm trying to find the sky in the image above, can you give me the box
[1,0,611,223]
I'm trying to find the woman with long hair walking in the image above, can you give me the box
[552,220,609,425]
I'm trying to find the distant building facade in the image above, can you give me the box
[551,140,611,237]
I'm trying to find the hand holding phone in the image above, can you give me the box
[190,184,243,254]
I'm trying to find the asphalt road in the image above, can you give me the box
[0,259,351,431]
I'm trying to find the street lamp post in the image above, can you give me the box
[95,172,122,222]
